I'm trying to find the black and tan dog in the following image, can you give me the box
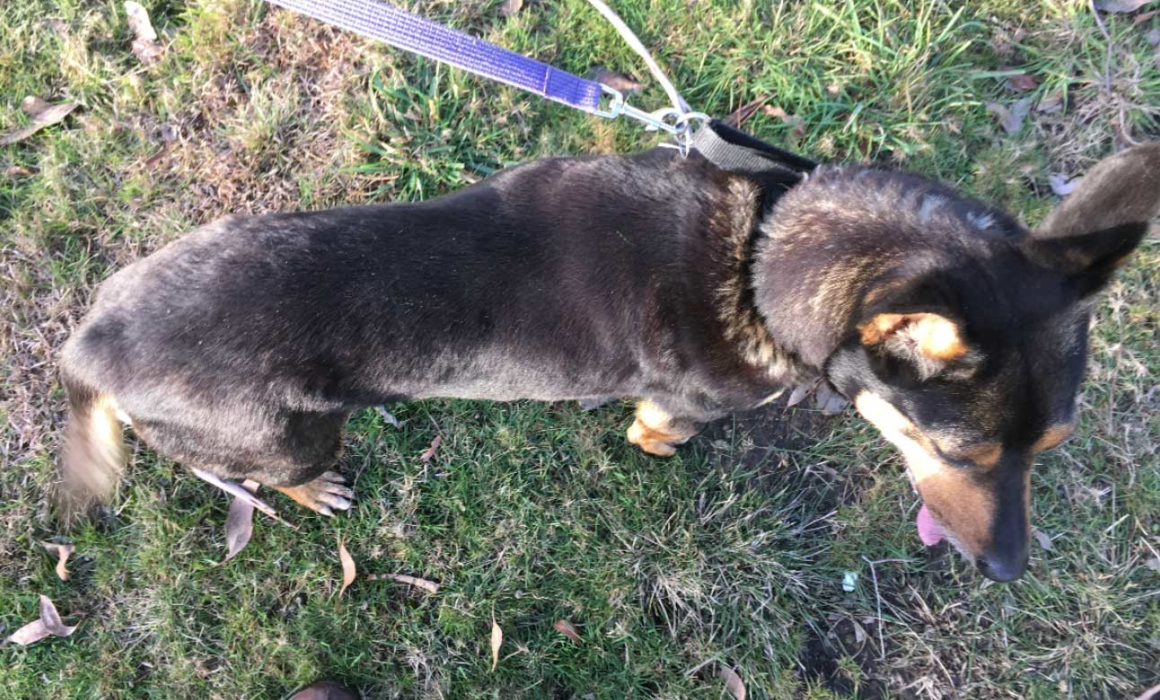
[58,141,1159,582]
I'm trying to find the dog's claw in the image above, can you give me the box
[274,472,354,515]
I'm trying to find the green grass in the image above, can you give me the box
[2,0,1157,697]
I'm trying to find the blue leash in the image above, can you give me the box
[265,0,700,142]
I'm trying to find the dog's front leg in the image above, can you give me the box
[626,400,701,457]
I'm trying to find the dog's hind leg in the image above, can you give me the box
[626,400,701,457]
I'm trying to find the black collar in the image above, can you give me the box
[691,120,817,179]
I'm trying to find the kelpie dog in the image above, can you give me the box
[58,140,1159,582]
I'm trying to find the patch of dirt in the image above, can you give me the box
[138,10,381,224]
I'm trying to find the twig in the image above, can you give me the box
[862,555,887,660]
[190,467,296,529]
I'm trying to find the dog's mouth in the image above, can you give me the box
[916,503,946,546]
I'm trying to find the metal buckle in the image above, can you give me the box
[594,85,710,157]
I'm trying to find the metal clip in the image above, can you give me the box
[594,85,709,157]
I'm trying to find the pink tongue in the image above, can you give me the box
[916,504,945,546]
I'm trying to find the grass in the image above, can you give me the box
[1,0,1157,697]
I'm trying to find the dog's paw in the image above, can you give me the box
[275,471,354,516]
[626,421,679,457]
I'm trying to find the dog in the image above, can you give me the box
[57,140,1159,582]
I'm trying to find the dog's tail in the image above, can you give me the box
[57,369,127,524]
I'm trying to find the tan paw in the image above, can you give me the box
[274,471,354,516]
[627,420,679,457]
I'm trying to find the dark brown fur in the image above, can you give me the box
[58,142,1160,581]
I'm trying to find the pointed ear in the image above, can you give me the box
[1024,143,1160,294]
[859,312,974,379]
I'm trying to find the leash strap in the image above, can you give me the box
[691,120,817,176]
[266,0,604,114]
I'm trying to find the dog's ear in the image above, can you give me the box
[856,276,977,381]
[1024,143,1160,295]
[859,311,971,379]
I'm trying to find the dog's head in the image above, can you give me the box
[818,144,1160,581]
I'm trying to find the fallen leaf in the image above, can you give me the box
[124,1,163,65]
[0,101,79,146]
[724,97,768,129]
[814,382,849,415]
[223,479,260,563]
[1032,528,1054,551]
[1094,0,1155,12]
[554,619,582,644]
[490,618,503,671]
[577,397,610,411]
[589,67,644,94]
[40,542,75,581]
[1048,174,1083,197]
[21,96,50,116]
[4,166,34,177]
[500,0,523,16]
[338,539,356,596]
[1036,91,1064,114]
[419,435,442,463]
[786,382,814,408]
[5,595,78,646]
[372,573,440,594]
[762,105,806,139]
[376,406,402,427]
[986,98,1032,135]
[1006,74,1038,93]
[1144,556,1159,572]
[720,665,747,700]
[1133,9,1159,23]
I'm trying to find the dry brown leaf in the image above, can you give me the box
[5,595,78,646]
[1006,74,1038,93]
[813,382,849,415]
[986,98,1032,135]
[338,539,356,596]
[40,542,75,581]
[125,1,163,65]
[589,67,644,94]
[0,101,79,146]
[375,573,441,594]
[553,619,582,644]
[500,0,523,16]
[786,382,814,408]
[1032,528,1054,551]
[21,96,50,116]
[724,97,768,129]
[762,105,806,139]
[419,435,442,463]
[1036,90,1064,114]
[1094,0,1155,12]
[5,166,34,177]
[490,618,503,671]
[1133,8,1160,22]
[720,665,747,700]
[1048,174,1083,197]
[223,479,260,563]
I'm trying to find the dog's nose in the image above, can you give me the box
[978,552,1028,582]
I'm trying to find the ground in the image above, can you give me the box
[1,0,1157,698]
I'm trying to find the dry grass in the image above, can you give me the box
[1,0,1157,697]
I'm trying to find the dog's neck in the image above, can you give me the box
[708,174,813,386]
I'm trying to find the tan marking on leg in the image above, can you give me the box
[273,471,353,516]
[626,400,699,457]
